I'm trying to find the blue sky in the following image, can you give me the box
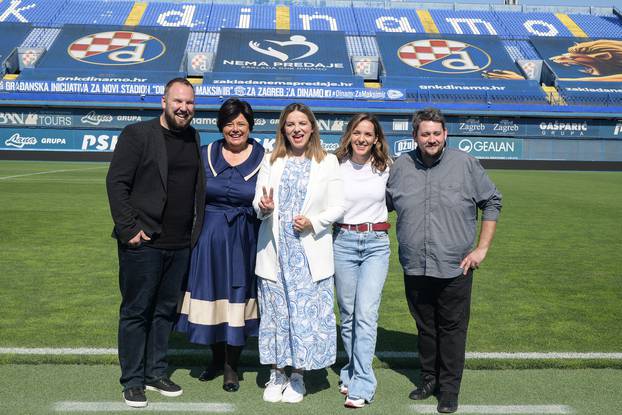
[414,0,619,6]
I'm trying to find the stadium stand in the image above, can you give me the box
[140,2,212,30]
[20,27,62,50]
[0,1,67,26]
[494,11,575,39]
[430,9,510,36]
[351,7,425,36]
[566,14,622,38]
[0,23,32,76]
[0,0,622,107]
[290,6,358,34]
[53,0,134,26]
[0,1,621,167]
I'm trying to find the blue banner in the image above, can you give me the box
[377,33,524,81]
[0,128,119,152]
[375,33,544,101]
[524,118,598,138]
[2,108,620,140]
[21,25,189,83]
[4,126,622,161]
[384,136,523,159]
[0,108,159,129]
[449,116,524,136]
[531,37,622,83]
[203,72,362,88]
[213,29,355,81]
[0,128,340,155]
[0,79,404,101]
[449,136,522,160]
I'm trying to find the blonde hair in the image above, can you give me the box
[335,113,391,172]
[270,103,326,164]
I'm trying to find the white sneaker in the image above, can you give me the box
[263,369,288,402]
[345,397,366,408]
[339,384,348,396]
[282,372,306,403]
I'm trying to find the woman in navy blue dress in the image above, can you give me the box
[176,98,264,392]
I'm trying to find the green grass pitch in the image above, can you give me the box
[0,161,621,358]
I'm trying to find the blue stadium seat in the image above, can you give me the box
[1,0,619,113]
[430,10,509,37]
[345,36,380,57]
[20,28,61,49]
[567,14,622,39]
[516,40,541,60]
[289,6,357,34]
[502,40,524,61]
[0,0,67,27]
[351,7,424,36]
[494,11,574,40]
[53,1,133,26]
[140,2,212,31]
[206,4,275,31]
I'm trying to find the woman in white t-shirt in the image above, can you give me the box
[333,113,392,408]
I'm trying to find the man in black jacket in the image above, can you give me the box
[106,78,205,408]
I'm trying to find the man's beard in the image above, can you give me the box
[165,109,192,131]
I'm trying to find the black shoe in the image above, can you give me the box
[123,386,147,408]
[145,377,183,397]
[409,380,437,400]
[437,393,459,414]
[222,364,239,392]
[199,365,223,382]
[223,381,240,392]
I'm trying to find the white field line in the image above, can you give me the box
[411,404,574,414]
[0,166,107,180]
[54,401,234,412]
[2,178,105,183]
[2,348,622,359]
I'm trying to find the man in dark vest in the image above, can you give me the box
[106,77,205,408]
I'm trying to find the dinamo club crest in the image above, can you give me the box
[67,31,165,66]
[397,39,491,74]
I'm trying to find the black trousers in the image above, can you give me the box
[404,272,473,396]
[117,242,190,390]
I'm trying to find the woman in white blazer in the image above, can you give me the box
[253,103,345,404]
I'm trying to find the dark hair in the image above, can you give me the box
[270,102,325,164]
[164,77,194,96]
[335,113,391,172]
[412,107,446,136]
[216,98,254,132]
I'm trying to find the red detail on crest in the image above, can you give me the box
[398,39,467,68]
[68,31,151,60]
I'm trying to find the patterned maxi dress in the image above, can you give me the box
[258,157,337,370]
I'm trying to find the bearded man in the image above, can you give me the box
[106,78,205,408]
[387,108,502,414]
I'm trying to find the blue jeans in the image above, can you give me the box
[333,228,390,402]
[117,242,190,389]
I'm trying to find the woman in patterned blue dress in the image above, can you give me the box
[176,98,263,392]
[253,103,345,404]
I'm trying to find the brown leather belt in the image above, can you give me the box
[335,222,391,232]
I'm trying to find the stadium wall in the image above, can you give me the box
[1,103,621,170]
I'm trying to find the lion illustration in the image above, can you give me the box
[550,39,622,82]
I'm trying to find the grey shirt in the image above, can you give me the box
[387,147,502,279]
